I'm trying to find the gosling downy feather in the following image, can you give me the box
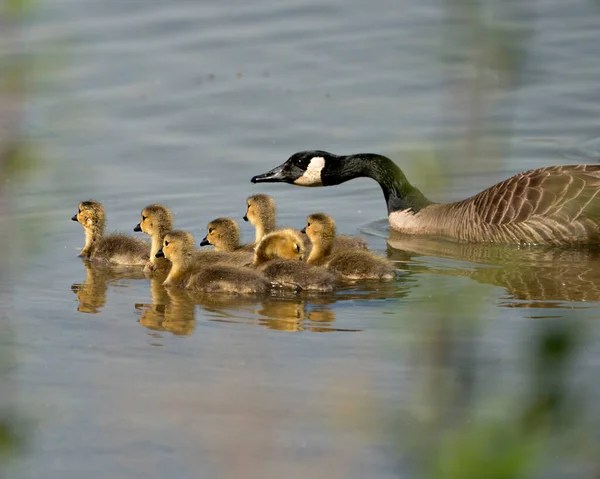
[253,229,337,292]
[200,217,255,253]
[134,203,173,273]
[244,193,367,252]
[72,200,149,265]
[157,230,268,293]
[303,213,395,280]
[252,150,600,245]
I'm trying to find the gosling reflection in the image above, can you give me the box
[136,277,196,336]
[256,299,308,332]
[72,260,146,314]
[133,273,413,333]
[387,232,600,304]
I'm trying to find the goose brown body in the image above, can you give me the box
[251,151,600,245]
[72,200,149,265]
[304,213,395,280]
[389,165,600,245]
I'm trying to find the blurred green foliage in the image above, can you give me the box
[393,1,600,478]
[1,0,38,474]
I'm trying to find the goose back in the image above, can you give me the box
[389,165,600,244]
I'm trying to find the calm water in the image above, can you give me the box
[8,0,600,477]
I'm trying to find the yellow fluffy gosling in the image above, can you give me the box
[157,230,269,293]
[303,213,395,280]
[134,203,173,273]
[200,217,255,253]
[253,229,337,292]
[72,200,149,266]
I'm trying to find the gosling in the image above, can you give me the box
[72,200,149,266]
[156,230,269,294]
[253,229,337,292]
[303,213,395,281]
[200,217,255,253]
[244,193,368,252]
[134,203,173,273]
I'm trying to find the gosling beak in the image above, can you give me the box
[199,236,211,247]
[300,227,306,234]
[155,248,164,258]
[71,214,78,222]
[243,215,249,222]
[133,223,142,232]
[251,163,286,183]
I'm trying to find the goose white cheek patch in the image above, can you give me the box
[294,157,325,186]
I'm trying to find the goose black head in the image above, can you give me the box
[251,151,340,186]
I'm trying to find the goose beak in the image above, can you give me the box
[71,214,78,222]
[199,236,210,247]
[251,163,286,183]
[300,227,306,234]
[243,215,249,222]
[155,248,164,258]
[133,223,142,232]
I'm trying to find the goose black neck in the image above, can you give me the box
[329,154,432,214]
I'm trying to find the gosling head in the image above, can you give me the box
[243,194,276,226]
[200,217,240,252]
[301,213,336,244]
[155,230,195,263]
[254,229,305,265]
[134,204,173,237]
[72,200,105,231]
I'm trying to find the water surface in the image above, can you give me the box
[9,0,600,477]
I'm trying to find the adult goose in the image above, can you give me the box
[251,151,600,245]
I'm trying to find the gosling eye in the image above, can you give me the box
[294,244,300,253]
[208,228,213,233]
[142,215,147,221]
[78,209,81,214]
[164,241,170,247]
[307,222,311,227]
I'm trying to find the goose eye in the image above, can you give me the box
[307,222,311,227]
[164,241,169,247]
[294,244,300,252]
[208,228,213,233]
[78,209,81,214]
[142,215,147,221]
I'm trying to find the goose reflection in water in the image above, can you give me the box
[387,232,600,306]
[71,260,146,314]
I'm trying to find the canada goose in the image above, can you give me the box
[252,151,600,245]
[253,229,337,292]
[134,204,173,273]
[72,200,149,265]
[157,230,269,293]
[200,217,255,252]
[244,193,368,251]
[303,213,395,280]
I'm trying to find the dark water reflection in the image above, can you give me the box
[387,231,600,306]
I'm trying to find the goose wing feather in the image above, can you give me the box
[459,165,600,243]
